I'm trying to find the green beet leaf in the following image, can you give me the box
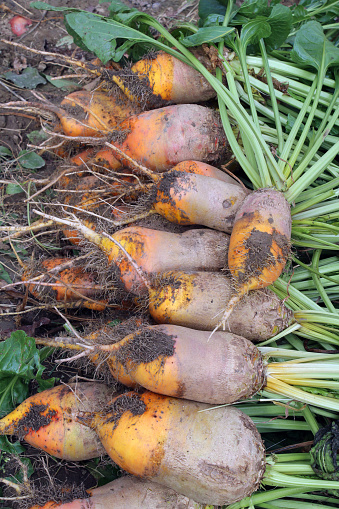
[198,0,228,23]
[0,436,26,455]
[44,75,81,92]
[64,11,154,63]
[30,1,77,12]
[5,183,24,195]
[18,150,45,170]
[291,20,339,72]
[264,4,293,51]
[0,331,55,418]
[0,263,12,284]
[240,17,271,48]
[0,147,12,158]
[202,14,226,27]
[237,0,270,19]
[26,130,49,144]
[3,67,46,89]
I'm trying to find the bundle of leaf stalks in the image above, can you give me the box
[1,0,339,507]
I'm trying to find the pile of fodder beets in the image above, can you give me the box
[2,44,339,509]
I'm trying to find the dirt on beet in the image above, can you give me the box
[4,403,57,439]
[104,392,147,428]
[238,227,291,285]
[116,327,176,364]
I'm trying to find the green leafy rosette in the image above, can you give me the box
[311,421,339,495]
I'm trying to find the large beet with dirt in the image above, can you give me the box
[77,390,266,505]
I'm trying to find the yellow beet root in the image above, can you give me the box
[76,390,266,506]
[112,50,217,107]
[94,323,265,404]
[148,270,294,341]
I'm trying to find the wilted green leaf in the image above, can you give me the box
[26,130,49,144]
[5,243,28,259]
[0,263,12,284]
[55,35,74,47]
[4,67,46,89]
[0,331,55,417]
[5,183,24,195]
[0,146,12,158]
[18,150,45,169]
[44,74,81,91]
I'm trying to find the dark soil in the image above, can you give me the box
[116,327,175,364]
[149,170,193,223]
[105,392,146,428]
[14,404,57,439]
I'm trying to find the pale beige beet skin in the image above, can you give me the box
[169,55,216,103]
[171,160,241,185]
[111,227,229,295]
[31,477,205,508]
[148,271,294,341]
[151,171,248,233]
[156,403,265,505]
[88,477,204,508]
[235,187,292,237]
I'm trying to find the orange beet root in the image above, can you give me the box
[0,383,114,460]
[58,89,140,137]
[22,257,108,311]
